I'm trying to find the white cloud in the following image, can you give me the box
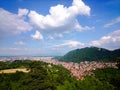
[18,8,29,17]
[28,0,93,38]
[31,30,43,41]
[14,41,26,45]
[51,40,85,49]
[104,16,120,28]
[90,30,120,49]
[70,0,90,16]
[75,21,95,31]
[47,35,54,40]
[54,33,63,38]
[0,8,32,37]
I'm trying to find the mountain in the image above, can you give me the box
[60,47,120,62]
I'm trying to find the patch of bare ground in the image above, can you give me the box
[0,68,30,74]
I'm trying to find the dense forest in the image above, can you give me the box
[0,60,120,90]
[60,47,120,62]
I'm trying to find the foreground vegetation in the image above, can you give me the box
[0,60,120,90]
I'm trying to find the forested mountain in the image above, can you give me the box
[60,47,120,62]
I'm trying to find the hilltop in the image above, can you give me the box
[60,47,120,62]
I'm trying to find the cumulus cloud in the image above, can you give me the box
[75,22,95,31]
[104,16,120,28]
[18,8,29,17]
[31,30,43,41]
[0,0,93,40]
[0,8,32,37]
[14,41,26,45]
[51,40,85,49]
[90,30,120,49]
[28,0,93,38]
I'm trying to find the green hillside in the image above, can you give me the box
[1,60,120,90]
[60,47,120,62]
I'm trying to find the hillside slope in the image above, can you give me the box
[0,60,117,90]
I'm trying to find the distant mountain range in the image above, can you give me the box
[59,47,120,62]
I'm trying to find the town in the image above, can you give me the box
[0,56,117,79]
[40,58,117,79]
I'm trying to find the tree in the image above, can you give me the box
[116,57,120,69]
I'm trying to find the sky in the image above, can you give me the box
[0,0,120,56]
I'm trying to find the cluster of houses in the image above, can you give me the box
[41,59,117,79]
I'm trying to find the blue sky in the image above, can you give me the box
[0,0,120,56]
